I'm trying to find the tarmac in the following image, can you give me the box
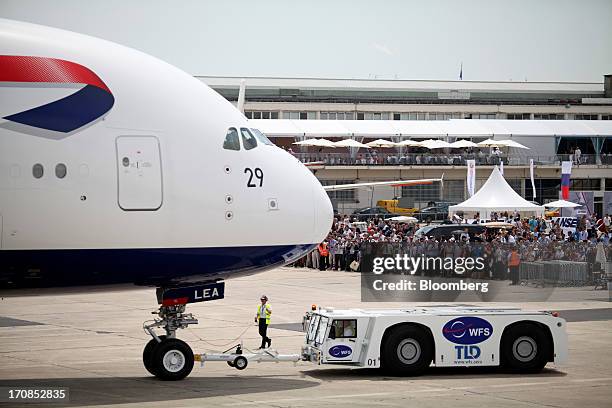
[0,266,611,407]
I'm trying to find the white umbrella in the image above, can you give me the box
[497,139,530,149]
[293,138,321,146]
[477,138,508,147]
[396,139,422,147]
[334,139,371,148]
[543,200,582,208]
[366,138,397,148]
[388,216,418,223]
[418,139,452,149]
[449,140,478,148]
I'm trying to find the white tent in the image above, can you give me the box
[543,200,582,208]
[449,166,544,218]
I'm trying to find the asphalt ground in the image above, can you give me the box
[0,266,610,407]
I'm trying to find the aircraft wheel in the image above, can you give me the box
[143,335,166,376]
[151,338,194,380]
[501,323,550,373]
[227,360,235,368]
[233,355,248,370]
[381,326,432,376]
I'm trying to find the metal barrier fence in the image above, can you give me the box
[293,153,611,166]
[519,261,590,287]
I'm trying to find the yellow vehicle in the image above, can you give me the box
[376,199,418,215]
[545,207,560,218]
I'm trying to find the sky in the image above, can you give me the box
[1,0,611,82]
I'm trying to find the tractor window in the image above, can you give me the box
[331,319,357,338]
[240,128,258,150]
[223,128,240,151]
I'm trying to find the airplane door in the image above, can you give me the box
[116,136,163,210]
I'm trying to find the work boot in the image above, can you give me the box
[267,339,272,348]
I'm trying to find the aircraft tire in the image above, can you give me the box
[151,338,194,380]
[143,335,167,376]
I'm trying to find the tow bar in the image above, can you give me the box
[194,343,302,370]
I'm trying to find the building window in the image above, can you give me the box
[321,180,356,202]
[602,115,612,120]
[32,163,44,179]
[605,179,612,191]
[401,183,440,207]
[443,180,465,203]
[245,111,279,120]
[223,128,241,151]
[534,113,564,120]
[574,114,598,120]
[282,111,316,120]
[507,113,530,120]
[55,163,67,179]
[321,112,355,120]
[361,112,390,120]
[468,113,496,119]
[571,179,601,191]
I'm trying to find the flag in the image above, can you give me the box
[530,159,536,199]
[466,159,476,197]
[561,161,572,200]
[459,62,463,80]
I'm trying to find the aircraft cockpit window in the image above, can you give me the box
[223,128,240,151]
[240,128,258,150]
[251,128,274,146]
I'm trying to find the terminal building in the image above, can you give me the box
[200,75,612,216]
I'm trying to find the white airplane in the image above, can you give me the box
[0,19,442,380]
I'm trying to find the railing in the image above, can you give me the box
[293,153,611,166]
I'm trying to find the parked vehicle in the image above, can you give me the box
[415,202,457,222]
[352,206,394,220]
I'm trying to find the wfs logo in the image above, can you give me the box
[442,317,493,344]
[329,345,352,358]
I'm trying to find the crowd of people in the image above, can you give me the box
[292,212,612,284]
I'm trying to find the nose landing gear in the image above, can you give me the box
[143,303,198,380]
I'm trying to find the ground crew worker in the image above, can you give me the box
[255,295,272,349]
[318,241,329,271]
[508,248,521,285]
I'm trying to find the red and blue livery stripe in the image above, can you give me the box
[0,55,114,132]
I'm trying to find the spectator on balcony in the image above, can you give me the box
[574,146,581,165]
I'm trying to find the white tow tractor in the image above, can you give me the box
[301,307,567,375]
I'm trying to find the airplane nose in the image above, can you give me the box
[312,183,333,243]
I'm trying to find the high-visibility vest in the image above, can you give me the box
[509,251,520,266]
[257,303,271,324]
[318,244,329,257]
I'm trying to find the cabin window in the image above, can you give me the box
[32,163,44,179]
[251,128,274,146]
[240,128,258,150]
[331,319,357,338]
[55,163,67,179]
[223,128,240,151]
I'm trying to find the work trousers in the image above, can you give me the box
[259,319,270,348]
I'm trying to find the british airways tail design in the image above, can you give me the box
[0,18,333,289]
